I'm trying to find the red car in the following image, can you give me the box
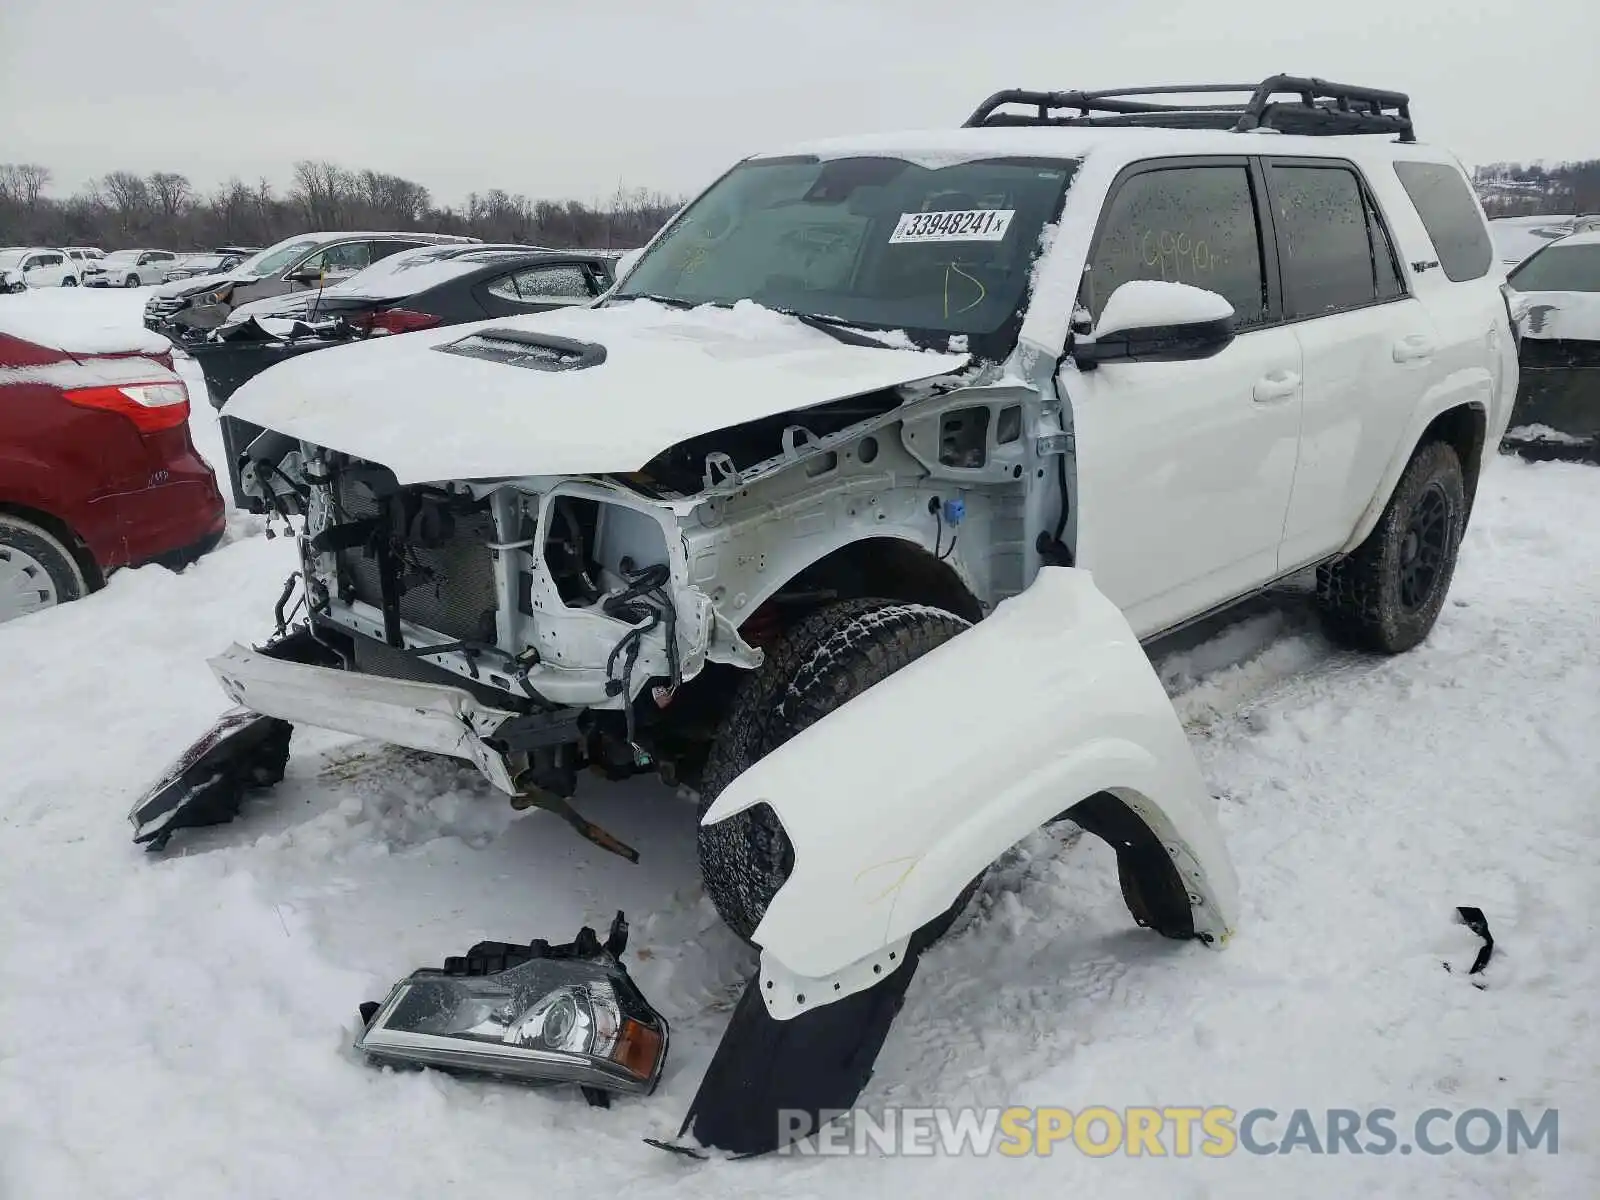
[0,322,226,624]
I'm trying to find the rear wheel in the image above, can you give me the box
[1316,440,1466,654]
[0,515,88,624]
[696,599,981,945]
[62,276,77,287]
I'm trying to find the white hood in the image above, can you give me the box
[222,300,970,483]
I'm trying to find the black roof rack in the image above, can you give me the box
[963,75,1415,141]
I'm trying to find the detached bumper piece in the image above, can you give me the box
[128,707,291,851]
[206,641,525,793]
[354,913,668,1100]
[130,628,339,851]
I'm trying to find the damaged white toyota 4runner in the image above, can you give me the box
[134,77,1516,1154]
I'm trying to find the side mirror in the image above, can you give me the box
[614,248,643,281]
[1071,280,1236,370]
[285,266,324,286]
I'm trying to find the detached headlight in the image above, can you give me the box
[354,912,668,1097]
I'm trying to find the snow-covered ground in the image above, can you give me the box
[1,289,1597,1198]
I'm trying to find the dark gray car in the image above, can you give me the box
[143,231,479,338]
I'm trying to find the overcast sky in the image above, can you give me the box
[4,0,1595,207]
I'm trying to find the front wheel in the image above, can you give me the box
[697,599,980,944]
[124,275,140,288]
[1316,440,1466,654]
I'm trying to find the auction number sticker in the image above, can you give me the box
[889,209,1015,244]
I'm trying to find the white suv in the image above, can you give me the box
[0,247,80,291]
[92,248,178,288]
[137,76,1517,1154]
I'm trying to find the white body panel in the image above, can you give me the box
[1059,325,1304,638]
[1277,298,1438,568]
[223,300,969,483]
[702,568,1240,989]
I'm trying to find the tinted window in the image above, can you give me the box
[40,253,63,267]
[372,239,427,261]
[1082,165,1268,327]
[1393,162,1493,282]
[321,242,373,272]
[1506,243,1600,293]
[1269,165,1384,315]
[489,265,594,302]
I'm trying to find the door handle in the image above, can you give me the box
[1252,370,1301,405]
[1392,334,1436,363]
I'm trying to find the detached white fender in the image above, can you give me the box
[702,567,1241,1018]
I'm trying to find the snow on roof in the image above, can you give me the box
[1555,228,1600,247]
[1490,216,1582,264]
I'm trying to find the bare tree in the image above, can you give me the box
[0,163,53,209]
[2,156,688,252]
[100,171,152,236]
[148,172,192,218]
[290,160,352,227]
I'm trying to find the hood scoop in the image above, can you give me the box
[435,328,608,372]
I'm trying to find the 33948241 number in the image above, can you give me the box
[889,209,1016,244]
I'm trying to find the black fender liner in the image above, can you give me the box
[671,791,1201,1156]
[1061,790,1197,941]
[673,947,923,1157]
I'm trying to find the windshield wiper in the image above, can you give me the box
[614,292,702,310]
[776,309,900,350]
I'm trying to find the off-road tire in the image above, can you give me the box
[697,599,981,945]
[1316,440,1466,654]
[0,514,88,621]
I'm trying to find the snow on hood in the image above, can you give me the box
[150,271,253,299]
[1513,290,1600,341]
[223,299,970,483]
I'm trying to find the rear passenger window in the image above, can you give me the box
[489,265,595,302]
[1393,161,1493,282]
[1269,165,1388,316]
[1082,165,1268,328]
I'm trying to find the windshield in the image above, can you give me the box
[613,154,1078,353]
[236,238,322,278]
[1507,242,1600,293]
[105,250,140,263]
[182,254,227,271]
